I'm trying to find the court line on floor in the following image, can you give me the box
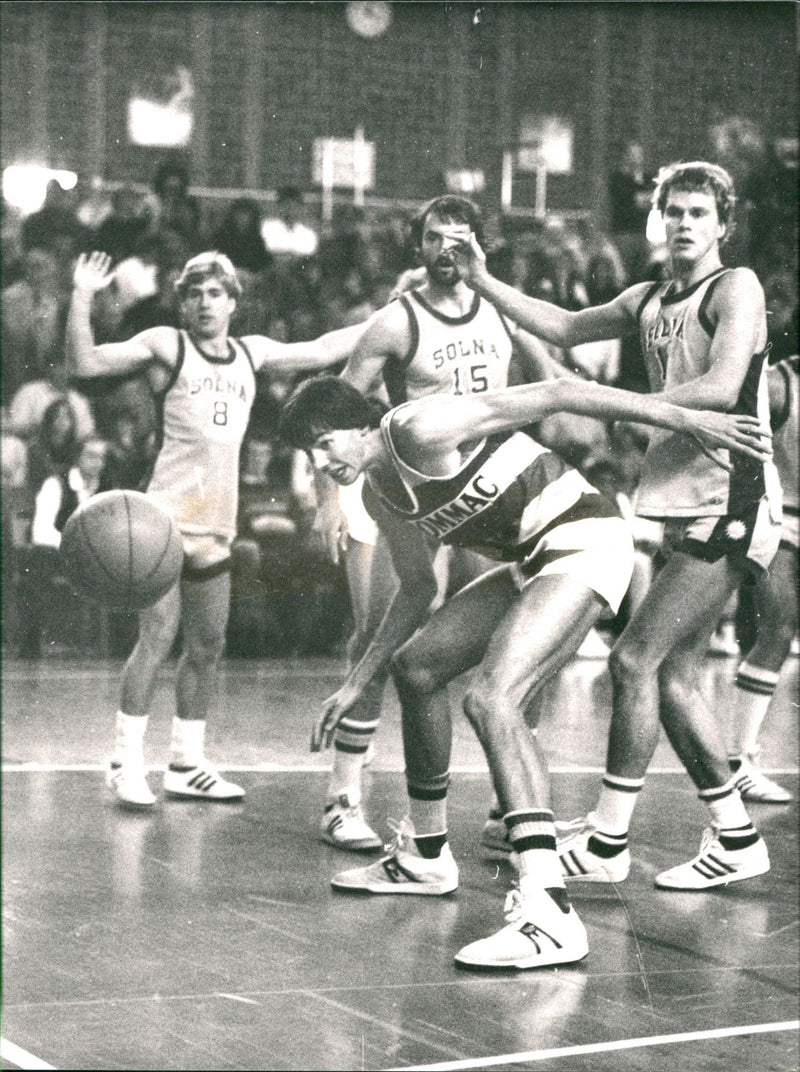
[384,1019,800,1071]
[0,1038,56,1070]
[3,762,797,775]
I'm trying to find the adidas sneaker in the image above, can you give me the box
[106,762,156,808]
[163,762,244,801]
[455,886,588,970]
[321,795,382,851]
[732,754,793,804]
[557,813,631,883]
[331,817,458,895]
[654,826,770,890]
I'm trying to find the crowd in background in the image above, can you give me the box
[2,118,797,659]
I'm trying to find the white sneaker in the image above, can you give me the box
[163,762,245,801]
[321,794,382,851]
[654,826,770,890]
[331,818,458,895]
[732,755,793,804]
[557,813,631,883]
[455,887,588,970]
[480,815,512,855]
[106,762,156,808]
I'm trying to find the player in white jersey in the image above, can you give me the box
[448,162,780,890]
[66,251,364,808]
[728,354,798,802]
[278,371,766,969]
[311,196,568,851]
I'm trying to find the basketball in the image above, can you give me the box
[60,490,184,611]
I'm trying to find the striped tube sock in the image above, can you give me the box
[408,771,450,839]
[731,661,779,759]
[593,773,645,836]
[333,716,379,757]
[169,717,205,768]
[699,777,754,834]
[505,809,566,894]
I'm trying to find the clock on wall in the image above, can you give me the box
[346,1,392,39]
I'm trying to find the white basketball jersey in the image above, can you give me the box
[147,330,256,539]
[635,269,779,519]
[383,289,514,405]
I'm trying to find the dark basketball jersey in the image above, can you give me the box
[636,269,780,519]
[771,355,798,516]
[383,290,514,406]
[367,406,619,567]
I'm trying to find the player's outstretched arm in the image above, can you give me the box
[246,320,370,376]
[311,505,439,751]
[66,251,172,378]
[449,231,637,349]
[395,379,771,474]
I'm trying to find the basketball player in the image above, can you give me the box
[728,354,797,802]
[278,371,767,969]
[448,161,781,889]
[66,250,365,808]
[311,195,571,852]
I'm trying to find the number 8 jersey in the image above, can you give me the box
[147,329,256,540]
[384,289,514,404]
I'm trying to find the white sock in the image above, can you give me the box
[327,750,365,805]
[732,662,778,757]
[699,778,752,829]
[169,718,206,768]
[112,711,148,767]
[593,774,644,835]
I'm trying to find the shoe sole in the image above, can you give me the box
[563,870,629,884]
[454,945,589,971]
[654,862,770,890]
[331,879,458,895]
[163,790,244,802]
[111,795,156,810]
[321,834,382,852]
[740,792,793,804]
[480,835,512,855]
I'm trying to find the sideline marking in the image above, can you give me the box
[0,1038,56,1070]
[385,1020,800,1071]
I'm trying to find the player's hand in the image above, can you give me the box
[312,501,348,565]
[311,685,359,752]
[388,266,427,301]
[73,251,115,294]
[445,231,488,284]
[687,411,772,471]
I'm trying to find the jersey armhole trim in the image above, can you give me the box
[636,281,663,323]
[698,268,733,336]
[395,294,420,369]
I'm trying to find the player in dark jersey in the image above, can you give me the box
[67,251,364,809]
[447,161,780,890]
[313,196,567,852]
[279,370,767,969]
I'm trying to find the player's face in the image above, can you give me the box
[662,189,725,267]
[420,214,472,285]
[181,279,236,339]
[309,428,367,485]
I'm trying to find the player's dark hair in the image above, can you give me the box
[652,161,737,241]
[409,195,484,249]
[174,251,242,299]
[279,375,384,450]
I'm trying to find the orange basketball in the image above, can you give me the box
[60,490,184,610]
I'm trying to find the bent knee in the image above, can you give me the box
[391,645,442,696]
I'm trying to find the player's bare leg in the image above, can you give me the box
[108,583,182,808]
[164,567,244,802]
[729,544,797,802]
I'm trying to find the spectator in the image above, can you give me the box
[18,394,84,501]
[150,156,203,252]
[1,246,69,398]
[608,140,653,279]
[212,198,272,276]
[21,179,87,265]
[92,185,153,263]
[260,186,318,263]
[8,363,95,446]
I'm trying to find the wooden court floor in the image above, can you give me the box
[2,652,798,1071]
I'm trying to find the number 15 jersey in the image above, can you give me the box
[384,289,514,405]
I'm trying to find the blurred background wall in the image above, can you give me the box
[2,1,796,219]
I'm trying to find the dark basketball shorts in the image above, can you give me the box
[662,497,781,578]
